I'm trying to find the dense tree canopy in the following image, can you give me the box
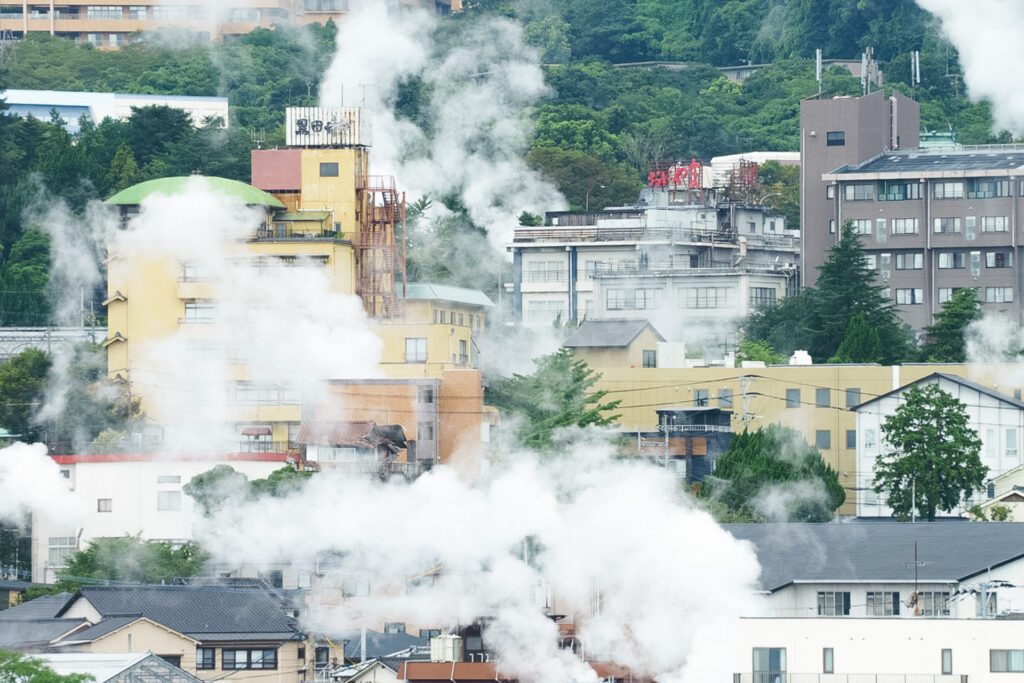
[0,651,93,683]
[874,383,986,521]
[185,465,314,516]
[699,424,845,522]
[919,287,983,363]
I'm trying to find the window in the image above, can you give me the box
[1007,428,1018,458]
[895,253,922,270]
[405,338,427,363]
[786,389,800,408]
[694,389,709,407]
[420,629,442,640]
[938,288,962,304]
[526,260,565,283]
[823,648,834,674]
[584,260,601,279]
[319,162,339,177]
[878,180,921,201]
[919,591,951,616]
[815,388,830,407]
[642,350,656,368]
[87,33,104,46]
[60,469,71,479]
[986,287,1014,303]
[991,650,1024,672]
[896,288,924,305]
[845,388,861,408]
[844,183,874,201]
[934,217,961,234]
[222,649,277,670]
[128,5,146,20]
[157,491,181,512]
[933,181,964,199]
[845,429,856,449]
[341,575,370,597]
[752,648,786,679]
[417,422,434,441]
[97,498,112,512]
[891,218,919,234]
[607,288,663,310]
[817,591,850,616]
[849,219,872,235]
[749,287,776,308]
[417,386,434,404]
[982,216,1009,232]
[680,287,734,309]
[815,430,831,449]
[304,0,348,9]
[863,254,877,269]
[48,537,76,567]
[383,622,406,635]
[109,33,123,47]
[151,5,189,20]
[968,178,1010,198]
[183,301,215,323]
[231,8,260,21]
[197,648,215,670]
[986,251,1013,268]
[526,299,565,323]
[458,313,464,326]
[156,475,181,484]
[942,649,952,675]
[826,131,845,146]
[719,389,733,409]
[826,185,836,199]
[866,591,900,616]
[314,647,329,670]
[87,5,122,20]
[938,252,965,269]
[235,383,279,405]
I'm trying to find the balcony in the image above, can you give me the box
[619,424,732,434]
[254,228,351,242]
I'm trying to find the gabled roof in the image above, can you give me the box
[55,586,299,642]
[0,618,88,649]
[106,176,286,209]
[852,372,1024,411]
[333,629,427,659]
[563,319,664,349]
[726,522,1024,592]
[35,652,204,683]
[402,283,494,307]
[0,592,73,620]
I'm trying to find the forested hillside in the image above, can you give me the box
[0,0,1013,321]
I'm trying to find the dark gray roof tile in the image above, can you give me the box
[563,319,664,349]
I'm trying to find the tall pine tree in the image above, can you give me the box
[919,287,982,362]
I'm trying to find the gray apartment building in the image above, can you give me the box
[802,90,1024,330]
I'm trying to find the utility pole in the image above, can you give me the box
[740,373,753,428]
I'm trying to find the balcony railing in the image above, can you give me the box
[316,460,426,477]
[514,225,799,251]
[254,228,349,241]
[733,675,967,683]
[618,424,732,434]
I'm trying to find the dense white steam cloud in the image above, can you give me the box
[0,442,82,524]
[196,429,762,682]
[320,0,566,249]
[917,0,1024,135]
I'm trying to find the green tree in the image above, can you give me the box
[735,338,784,366]
[60,535,207,584]
[250,466,313,498]
[127,105,193,166]
[183,464,251,517]
[828,313,883,364]
[0,228,52,326]
[918,287,982,363]
[104,143,141,193]
[0,524,31,585]
[698,425,845,522]
[0,651,93,683]
[873,383,986,521]
[0,349,50,440]
[485,347,620,450]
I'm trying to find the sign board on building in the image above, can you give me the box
[648,158,703,189]
[285,107,370,148]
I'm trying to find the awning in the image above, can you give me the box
[241,427,272,436]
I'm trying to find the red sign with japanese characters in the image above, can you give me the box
[648,159,702,189]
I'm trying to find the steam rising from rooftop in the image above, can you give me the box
[0,442,82,525]
[917,0,1024,135]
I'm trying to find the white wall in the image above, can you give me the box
[733,617,1024,682]
[857,376,1024,517]
[32,456,285,583]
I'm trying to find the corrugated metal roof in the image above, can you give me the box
[402,283,494,307]
[563,319,664,348]
[0,619,87,648]
[0,593,73,620]
[725,522,1024,592]
[853,372,1024,411]
[831,151,1024,175]
[106,176,286,209]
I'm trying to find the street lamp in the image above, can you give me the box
[585,184,606,212]
[757,191,782,205]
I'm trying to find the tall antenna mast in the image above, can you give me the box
[815,48,822,97]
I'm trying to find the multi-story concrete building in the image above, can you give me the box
[823,147,1024,329]
[800,90,919,286]
[510,193,797,344]
[0,0,454,47]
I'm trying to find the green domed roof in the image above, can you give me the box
[106,176,286,209]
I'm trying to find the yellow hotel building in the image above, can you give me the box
[0,0,456,47]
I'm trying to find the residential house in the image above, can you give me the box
[0,579,29,608]
[52,585,306,682]
[563,319,666,369]
[970,463,1024,520]
[35,652,203,683]
[726,522,1024,619]
[298,421,410,475]
[854,372,1024,517]
[620,407,733,483]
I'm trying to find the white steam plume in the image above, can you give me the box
[320,0,566,249]
[917,0,1024,134]
[0,442,83,524]
[195,429,762,682]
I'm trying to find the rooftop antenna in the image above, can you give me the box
[911,50,921,100]
[815,48,822,97]
[861,50,869,95]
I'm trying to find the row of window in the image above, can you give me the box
[690,388,733,408]
[817,590,949,616]
[432,308,483,331]
[838,215,1012,237]
[403,337,469,365]
[95,491,182,514]
[884,287,1014,305]
[837,179,1013,202]
[754,646,954,677]
[786,387,861,409]
[197,647,277,671]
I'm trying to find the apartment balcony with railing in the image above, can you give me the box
[513,225,799,251]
